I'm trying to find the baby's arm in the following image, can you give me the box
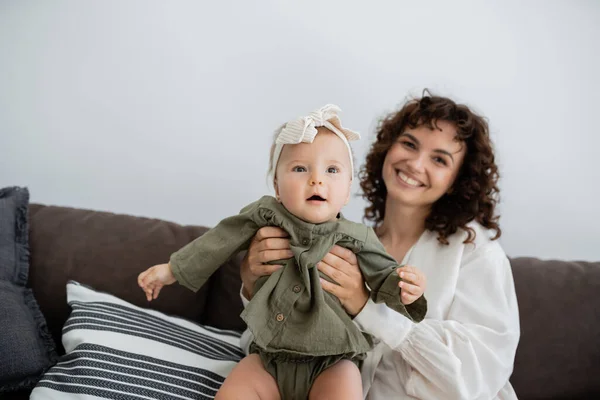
[138,263,176,301]
[356,228,427,322]
[137,198,266,301]
[398,265,427,305]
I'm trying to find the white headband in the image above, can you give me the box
[270,104,361,180]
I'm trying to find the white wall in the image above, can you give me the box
[1,1,599,261]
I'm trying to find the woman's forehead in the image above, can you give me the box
[403,122,465,153]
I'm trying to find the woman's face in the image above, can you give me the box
[382,120,466,211]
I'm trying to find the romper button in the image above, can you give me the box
[302,238,309,246]
[292,285,301,293]
[276,313,285,322]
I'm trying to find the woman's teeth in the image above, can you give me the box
[398,171,422,187]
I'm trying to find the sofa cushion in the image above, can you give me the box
[30,281,244,400]
[0,187,57,392]
[200,252,246,331]
[27,204,212,353]
[510,257,600,399]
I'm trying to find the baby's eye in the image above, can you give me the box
[326,166,339,174]
[292,166,307,172]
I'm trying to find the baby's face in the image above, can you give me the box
[275,128,352,224]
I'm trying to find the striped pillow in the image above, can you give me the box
[30,281,244,400]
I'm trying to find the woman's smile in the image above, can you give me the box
[396,170,425,188]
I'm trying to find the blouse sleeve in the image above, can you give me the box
[354,242,520,399]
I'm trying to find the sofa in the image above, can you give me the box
[5,203,600,400]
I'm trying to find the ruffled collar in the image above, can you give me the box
[257,195,348,237]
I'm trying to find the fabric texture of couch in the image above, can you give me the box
[4,203,600,399]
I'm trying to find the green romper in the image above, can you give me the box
[170,196,427,399]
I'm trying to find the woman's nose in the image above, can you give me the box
[406,154,425,172]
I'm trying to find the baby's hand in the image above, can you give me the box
[137,263,177,302]
[397,265,427,305]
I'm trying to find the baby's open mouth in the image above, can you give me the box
[307,195,326,201]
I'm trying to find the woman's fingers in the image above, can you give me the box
[320,249,360,280]
[328,245,358,266]
[255,226,289,241]
[319,277,342,297]
[249,228,292,268]
[251,262,284,276]
[318,247,369,316]
[242,228,290,299]
[317,261,352,287]
[255,248,293,264]
[320,275,369,317]
[248,247,291,275]
[254,237,291,252]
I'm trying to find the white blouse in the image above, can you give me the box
[240,221,520,400]
[356,222,520,400]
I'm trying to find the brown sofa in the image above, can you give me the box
[6,203,600,399]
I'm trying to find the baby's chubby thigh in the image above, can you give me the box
[215,354,280,400]
[309,359,362,400]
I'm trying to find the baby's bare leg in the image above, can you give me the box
[215,354,280,400]
[308,359,362,400]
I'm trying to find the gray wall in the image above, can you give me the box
[1,1,599,260]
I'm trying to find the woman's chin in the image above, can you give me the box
[387,190,432,209]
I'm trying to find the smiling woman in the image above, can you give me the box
[382,122,466,211]
[362,91,501,245]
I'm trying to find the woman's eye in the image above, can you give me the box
[433,157,447,166]
[326,166,339,174]
[402,141,416,149]
[292,166,307,172]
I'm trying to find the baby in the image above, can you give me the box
[138,104,427,400]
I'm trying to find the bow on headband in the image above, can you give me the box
[270,104,361,179]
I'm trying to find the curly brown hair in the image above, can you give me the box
[359,90,501,244]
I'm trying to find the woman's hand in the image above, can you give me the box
[317,245,369,316]
[240,226,293,299]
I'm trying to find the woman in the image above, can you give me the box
[240,92,520,399]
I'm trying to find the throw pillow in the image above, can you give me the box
[30,281,244,400]
[0,186,57,392]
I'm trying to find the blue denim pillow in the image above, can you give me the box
[0,187,57,392]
